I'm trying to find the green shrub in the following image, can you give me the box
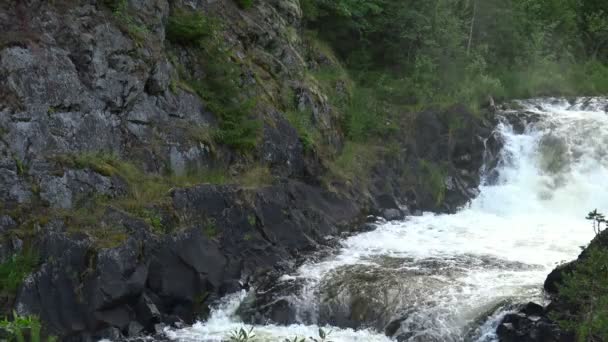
[0,250,39,299]
[345,87,381,142]
[168,9,261,152]
[556,247,608,341]
[166,11,217,46]
[228,327,256,342]
[102,0,125,12]
[235,0,253,10]
[0,313,57,342]
[203,219,218,238]
[325,142,379,185]
[285,110,317,151]
[419,160,447,206]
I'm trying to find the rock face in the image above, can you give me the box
[0,0,498,340]
[16,182,360,339]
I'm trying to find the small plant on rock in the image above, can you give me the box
[0,250,38,300]
[284,338,306,342]
[309,328,333,342]
[0,312,57,342]
[228,327,256,342]
[586,209,607,236]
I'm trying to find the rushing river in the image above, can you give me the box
[166,98,607,341]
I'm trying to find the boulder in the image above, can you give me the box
[496,308,570,342]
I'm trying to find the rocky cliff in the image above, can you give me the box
[0,0,496,340]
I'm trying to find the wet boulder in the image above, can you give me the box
[496,302,571,342]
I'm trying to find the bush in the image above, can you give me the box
[102,0,125,12]
[556,247,608,341]
[0,250,38,299]
[168,9,261,152]
[345,87,381,142]
[419,160,447,206]
[0,313,57,342]
[286,110,317,152]
[235,0,253,10]
[166,11,217,46]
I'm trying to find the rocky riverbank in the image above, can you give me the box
[496,226,608,342]
[0,1,497,340]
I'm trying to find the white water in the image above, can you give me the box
[167,98,608,341]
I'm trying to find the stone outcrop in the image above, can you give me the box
[0,0,497,340]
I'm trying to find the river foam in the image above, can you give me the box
[167,98,606,341]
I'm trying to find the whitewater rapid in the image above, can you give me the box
[167,98,606,341]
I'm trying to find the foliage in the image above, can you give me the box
[344,86,383,142]
[239,166,273,188]
[166,11,217,46]
[302,0,608,110]
[586,209,607,236]
[420,160,447,206]
[228,327,256,342]
[325,142,378,185]
[284,338,306,342]
[235,0,253,10]
[556,247,608,341]
[168,10,260,151]
[106,0,149,45]
[203,219,218,239]
[285,110,317,152]
[0,313,56,342]
[0,250,38,300]
[13,158,26,176]
[226,327,332,342]
[59,153,230,208]
[54,153,238,241]
[309,328,333,342]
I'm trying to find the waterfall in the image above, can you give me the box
[166,98,607,342]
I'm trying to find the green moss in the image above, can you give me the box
[88,227,129,250]
[238,166,273,188]
[285,110,318,152]
[247,214,256,227]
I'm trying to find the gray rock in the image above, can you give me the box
[128,321,145,337]
[135,293,162,326]
[38,169,123,209]
[381,208,404,221]
[0,215,16,234]
[146,59,173,96]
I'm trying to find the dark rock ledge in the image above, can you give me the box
[496,229,608,342]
